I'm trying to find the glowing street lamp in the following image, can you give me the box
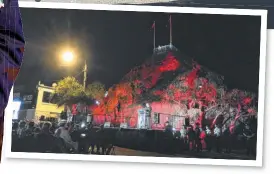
[62,51,74,63]
[60,50,88,90]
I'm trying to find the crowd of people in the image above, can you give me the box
[11,118,257,158]
[11,120,113,154]
[165,121,257,156]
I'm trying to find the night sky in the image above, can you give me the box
[15,7,261,94]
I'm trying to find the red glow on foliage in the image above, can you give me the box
[248,108,255,114]
[243,97,252,105]
[159,52,180,72]
[197,111,205,127]
[84,50,257,130]
[154,90,164,95]
[186,66,200,88]
[71,104,77,115]
[229,104,242,132]
[200,131,206,139]
[143,68,162,89]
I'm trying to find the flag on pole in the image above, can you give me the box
[151,21,155,29]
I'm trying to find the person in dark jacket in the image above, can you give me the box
[194,123,202,152]
[0,0,25,161]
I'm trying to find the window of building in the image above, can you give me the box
[42,91,53,103]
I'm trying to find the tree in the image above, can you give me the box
[85,82,108,116]
[53,76,94,109]
[86,82,106,102]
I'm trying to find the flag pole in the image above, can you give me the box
[153,21,156,50]
[169,15,172,45]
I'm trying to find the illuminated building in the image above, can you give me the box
[13,82,64,121]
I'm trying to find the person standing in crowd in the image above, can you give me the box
[187,125,195,151]
[36,122,63,153]
[164,121,173,133]
[25,121,35,136]
[223,124,232,153]
[0,0,25,161]
[164,121,174,153]
[17,120,27,138]
[194,123,202,152]
[33,127,41,138]
[243,124,255,156]
[56,121,78,152]
[214,124,222,153]
[205,125,212,152]
[180,125,188,149]
[12,122,19,135]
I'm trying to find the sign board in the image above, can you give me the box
[23,95,33,104]
[13,92,20,99]
[137,109,145,129]
[104,122,111,128]
[87,114,92,123]
[138,108,151,129]
[120,123,128,129]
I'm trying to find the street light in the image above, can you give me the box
[62,51,74,63]
[61,50,88,91]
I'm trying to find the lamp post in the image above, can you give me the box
[62,51,87,90]
[83,59,87,91]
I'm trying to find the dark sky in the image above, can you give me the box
[15,8,261,94]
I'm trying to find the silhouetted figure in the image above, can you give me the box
[180,125,188,150]
[96,124,107,154]
[11,122,20,152]
[87,124,97,154]
[204,125,212,152]
[223,125,232,153]
[187,126,195,151]
[214,124,222,153]
[165,121,173,133]
[33,127,41,138]
[25,121,35,137]
[36,122,63,153]
[17,121,26,138]
[12,122,19,136]
[56,122,78,152]
[164,121,174,153]
[243,125,255,156]
[194,123,202,152]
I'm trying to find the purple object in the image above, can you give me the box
[0,0,25,118]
